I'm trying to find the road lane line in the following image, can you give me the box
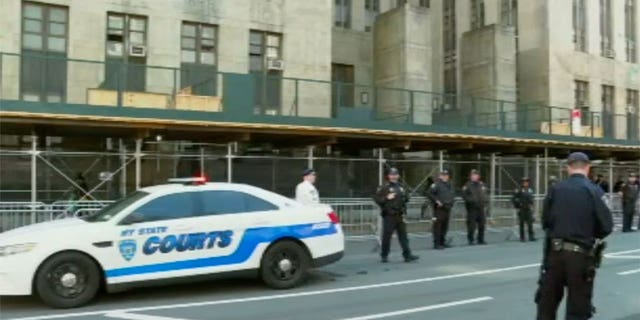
[7,263,538,320]
[606,255,640,259]
[605,249,640,257]
[618,268,640,276]
[105,312,190,320]
[336,296,494,320]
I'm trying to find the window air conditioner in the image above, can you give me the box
[605,49,616,59]
[129,45,147,57]
[267,59,284,70]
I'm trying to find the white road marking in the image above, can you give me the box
[7,263,538,320]
[618,268,640,276]
[607,255,640,259]
[336,296,494,320]
[105,312,190,320]
[604,249,640,257]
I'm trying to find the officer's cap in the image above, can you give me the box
[630,172,638,178]
[567,152,590,164]
[470,169,480,175]
[521,177,531,181]
[440,169,450,175]
[386,167,400,176]
[302,168,316,176]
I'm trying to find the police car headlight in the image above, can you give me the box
[0,243,37,257]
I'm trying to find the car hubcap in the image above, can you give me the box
[278,258,292,272]
[60,273,77,288]
[48,263,87,298]
[272,251,299,280]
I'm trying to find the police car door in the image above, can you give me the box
[188,189,279,274]
[104,191,203,285]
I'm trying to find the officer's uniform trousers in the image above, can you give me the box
[518,208,535,240]
[466,205,486,243]
[432,206,451,246]
[380,213,411,259]
[537,249,594,320]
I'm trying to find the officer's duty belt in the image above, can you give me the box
[551,239,587,254]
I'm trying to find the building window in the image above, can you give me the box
[602,85,615,137]
[180,22,217,96]
[20,1,68,102]
[574,80,590,123]
[419,0,430,7]
[625,0,637,63]
[471,0,485,30]
[365,0,380,32]
[249,31,283,115]
[104,13,147,92]
[443,0,457,56]
[501,0,517,27]
[600,0,613,57]
[335,0,351,28]
[627,89,639,139]
[332,63,355,110]
[573,0,587,52]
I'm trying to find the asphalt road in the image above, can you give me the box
[1,232,639,320]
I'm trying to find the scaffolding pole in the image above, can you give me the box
[490,153,497,213]
[227,143,233,183]
[378,148,384,185]
[200,147,205,176]
[608,158,614,196]
[543,148,549,194]
[119,139,126,197]
[307,146,314,169]
[30,135,37,215]
[535,155,541,214]
[438,151,444,172]
[135,138,142,190]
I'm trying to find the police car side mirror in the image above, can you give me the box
[120,213,145,225]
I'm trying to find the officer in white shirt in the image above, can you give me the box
[295,168,320,205]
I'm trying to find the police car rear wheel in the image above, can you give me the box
[261,241,310,289]
[35,252,101,308]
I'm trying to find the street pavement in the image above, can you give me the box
[1,232,639,320]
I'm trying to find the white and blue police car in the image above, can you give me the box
[0,178,344,308]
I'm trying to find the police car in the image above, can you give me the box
[0,178,344,308]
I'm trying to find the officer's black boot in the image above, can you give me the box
[404,254,419,262]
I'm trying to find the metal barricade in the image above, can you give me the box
[0,208,66,232]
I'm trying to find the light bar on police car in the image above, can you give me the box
[167,177,207,185]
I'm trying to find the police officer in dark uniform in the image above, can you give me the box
[374,167,419,263]
[513,177,536,242]
[620,172,639,232]
[427,169,455,250]
[536,152,613,320]
[462,169,489,245]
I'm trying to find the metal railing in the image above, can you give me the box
[1,52,638,142]
[0,194,626,234]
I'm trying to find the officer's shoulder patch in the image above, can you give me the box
[430,183,436,189]
[462,185,467,190]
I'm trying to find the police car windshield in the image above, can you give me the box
[82,191,149,222]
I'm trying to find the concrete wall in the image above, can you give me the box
[373,4,432,124]
[0,0,332,117]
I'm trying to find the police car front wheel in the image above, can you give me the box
[34,252,101,308]
[260,241,310,289]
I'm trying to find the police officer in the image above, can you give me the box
[462,169,489,245]
[374,167,419,263]
[513,177,536,242]
[536,152,613,320]
[620,172,639,232]
[427,169,455,250]
[295,168,319,205]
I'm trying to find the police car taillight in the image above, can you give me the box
[328,211,340,224]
